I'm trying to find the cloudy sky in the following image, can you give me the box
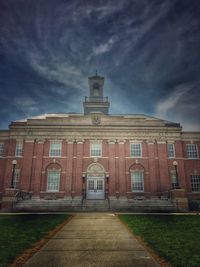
[0,0,200,130]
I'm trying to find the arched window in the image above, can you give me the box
[47,170,60,192]
[46,163,61,192]
[130,163,145,192]
[131,171,144,192]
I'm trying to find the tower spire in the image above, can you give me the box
[95,69,98,76]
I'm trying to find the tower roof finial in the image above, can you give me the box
[95,69,98,76]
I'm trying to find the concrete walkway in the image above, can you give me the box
[23,213,160,267]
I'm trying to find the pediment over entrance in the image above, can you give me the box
[87,163,105,173]
[129,163,144,171]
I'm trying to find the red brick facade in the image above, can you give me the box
[0,75,200,211]
[0,133,200,203]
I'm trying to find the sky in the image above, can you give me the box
[0,0,200,131]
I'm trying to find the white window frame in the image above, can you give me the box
[186,144,199,159]
[131,171,144,192]
[49,141,62,157]
[168,143,175,158]
[0,143,5,156]
[90,141,102,157]
[130,143,142,157]
[13,169,20,189]
[47,170,60,192]
[15,141,23,156]
[191,174,200,192]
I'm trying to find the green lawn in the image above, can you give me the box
[119,214,200,267]
[0,214,71,267]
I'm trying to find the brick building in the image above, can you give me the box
[0,74,200,211]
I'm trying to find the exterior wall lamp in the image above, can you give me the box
[11,159,17,188]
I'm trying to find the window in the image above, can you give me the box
[170,170,178,189]
[168,143,175,158]
[88,180,94,190]
[93,88,100,97]
[47,170,60,192]
[49,141,62,157]
[0,143,5,156]
[15,141,23,156]
[90,141,102,157]
[131,171,144,192]
[191,174,200,192]
[130,143,142,157]
[186,144,198,158]
[13,169,20,189]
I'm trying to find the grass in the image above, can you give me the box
[119,214,200,267]
[0,214,71,267]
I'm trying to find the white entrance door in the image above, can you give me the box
[86,176,105,199]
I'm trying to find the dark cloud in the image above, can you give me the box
[0,0,199,130]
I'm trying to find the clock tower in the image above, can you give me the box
[83,73,110,115]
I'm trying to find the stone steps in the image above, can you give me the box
[13,197,176,212]
[82,200,110,211]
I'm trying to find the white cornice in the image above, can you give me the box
[2,122,200,142]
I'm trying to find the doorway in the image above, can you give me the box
[86,174,105,199]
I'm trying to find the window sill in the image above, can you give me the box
[46,190,60,193]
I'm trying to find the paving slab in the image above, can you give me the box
[23,213,160,267]
[54,231,132,239]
